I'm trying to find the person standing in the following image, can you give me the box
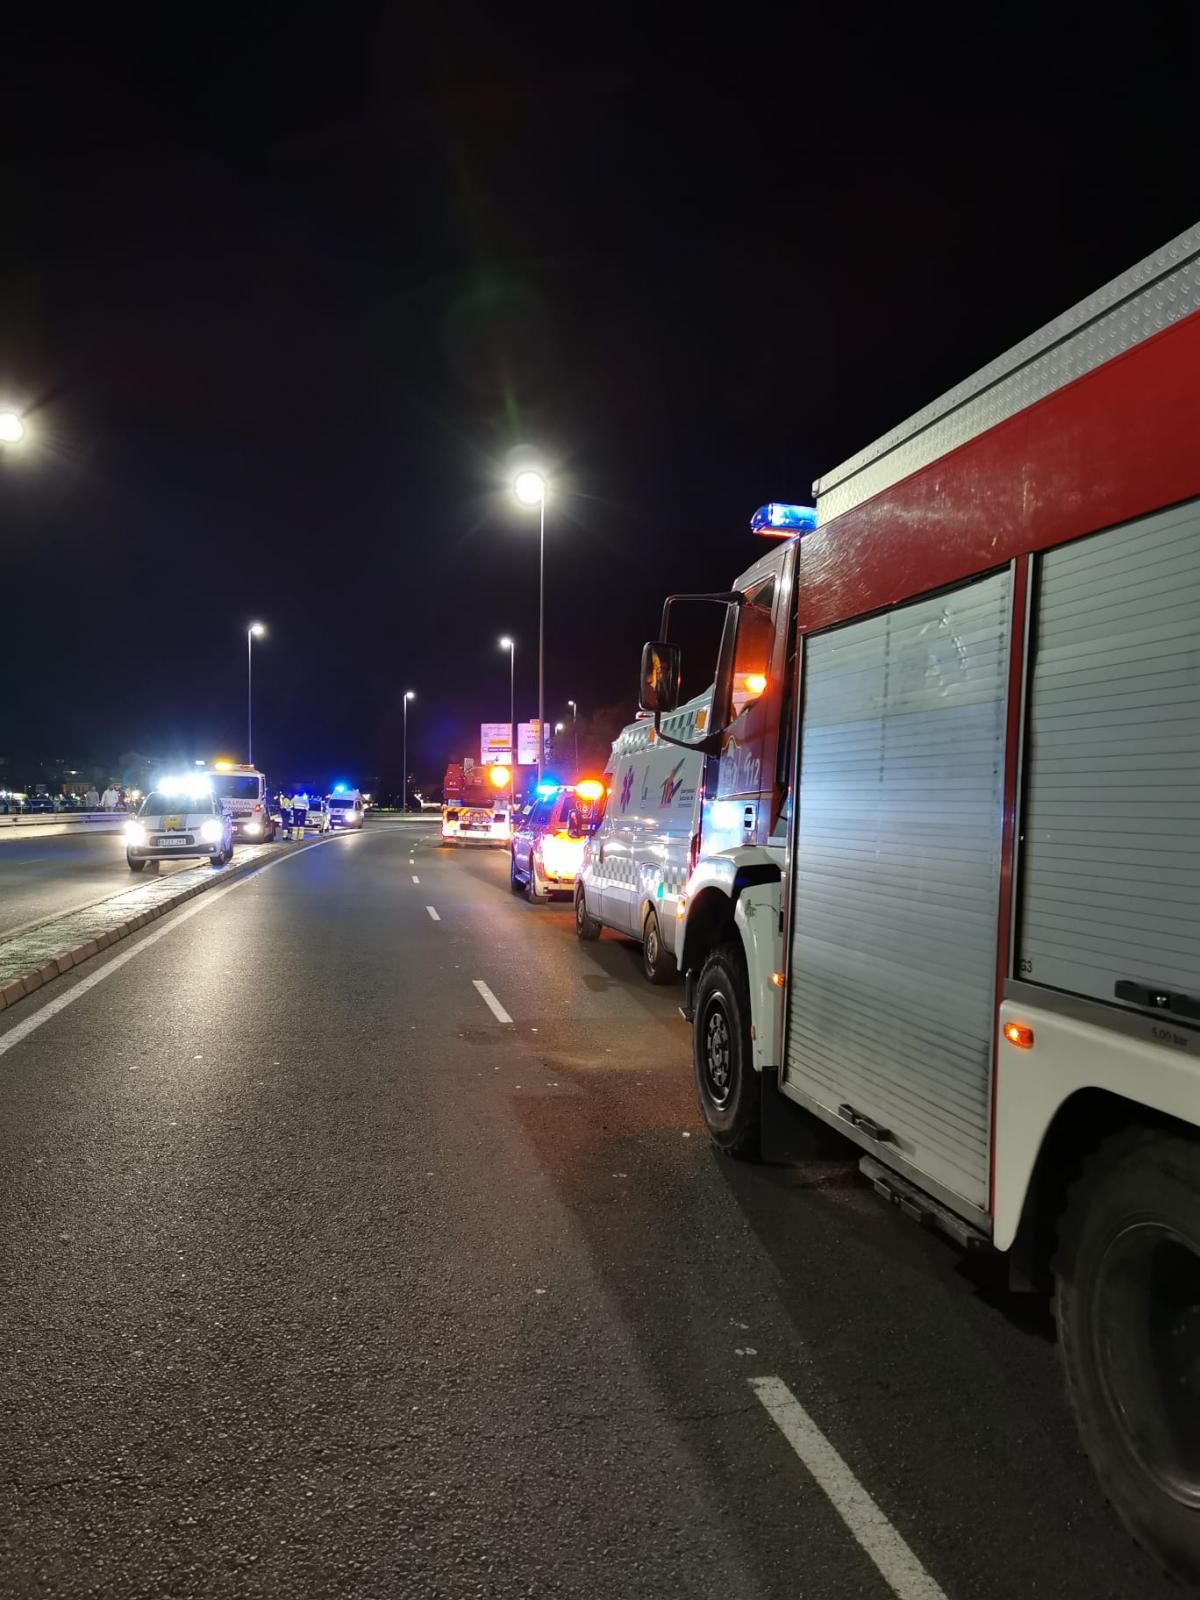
[100,783,119,811]
[85,785,100,809]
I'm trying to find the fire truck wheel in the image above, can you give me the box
[692,941,760,1159]
[575,886,601,941]
[641,908,676,985]
[1055,1128,1200,1588]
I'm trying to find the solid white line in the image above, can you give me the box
[472,979,512,1024]
[0,837,338,1061]
[749,1377,948,1600]
[426,906,440,922]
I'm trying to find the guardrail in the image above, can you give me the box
[0,812,131,842]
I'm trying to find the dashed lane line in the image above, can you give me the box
[426,906,440,922]
[412,875,420,884]
[749,1376,949,1600]
[472,979,513,1025]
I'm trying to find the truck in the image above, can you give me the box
[637,221,1200,1587]
[441,758,511,845]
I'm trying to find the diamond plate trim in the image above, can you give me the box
[815,222,1200,523]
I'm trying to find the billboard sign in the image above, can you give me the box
[517,720,542,767]
[480,723,512,765]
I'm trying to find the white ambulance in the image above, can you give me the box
[574,691,709,984]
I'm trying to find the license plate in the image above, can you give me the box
[154,835,189,846]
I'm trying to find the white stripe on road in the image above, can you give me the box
[749,1377,948,1600]
[426,906,440,922]
[472,980,512,1024]
[0,837,340,1061]
[411,875,420,884]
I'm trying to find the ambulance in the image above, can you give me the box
[574,693,708,984]
[635,222,1200,1586]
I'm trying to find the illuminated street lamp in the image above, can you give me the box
[511,469,547,785]
[247,622,266,766]
[498,636,516,764]
[567,699,579,780]
[402,690,416,812]
[0,411,25,447]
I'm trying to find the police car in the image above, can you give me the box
[125,781,234,871]
[509,782,602,903]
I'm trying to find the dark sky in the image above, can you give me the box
[4,9,1198,787]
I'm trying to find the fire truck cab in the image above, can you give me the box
[639,223,1200,1585]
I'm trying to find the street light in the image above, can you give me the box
[511,469,547,784]
[0,412,25,444]
[247,622,266,766]
[402,691,416,812]
[498,637,516,764]
[567,699,579,781]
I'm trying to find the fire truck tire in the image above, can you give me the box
[575,886,601,941]
[641,908,676,985]
[692,941,760,1159]
[1055,1128,1200,1589]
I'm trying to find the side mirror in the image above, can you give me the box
[639,640,682,714]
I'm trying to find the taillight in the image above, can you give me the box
[253,803,262,813]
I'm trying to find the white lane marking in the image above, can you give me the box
[749,1376,949,1600]
[426,906,440,922]
[0,837,339,1060]
[411,875,420,884]
[472,980,513,1024]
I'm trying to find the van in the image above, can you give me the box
[574,691,709,983]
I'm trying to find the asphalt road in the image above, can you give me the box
[0,824,1175,1599]
[0,831,199,941]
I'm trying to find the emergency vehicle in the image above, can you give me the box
[637,223,1200,1585]
[203,762,275,842]
[441,759,511,845]
[574,696,708,983]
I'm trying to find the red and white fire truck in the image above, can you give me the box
[638,223,1200,1583]
[441,759,512,846]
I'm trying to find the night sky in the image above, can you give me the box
[4,10,1198,789]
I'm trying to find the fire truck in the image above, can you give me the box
[441,759,512,845]
[637,223,1200,1584]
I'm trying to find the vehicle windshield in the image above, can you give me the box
[141,791,215,815]
[328,796,357,810]
[210,774,261,800]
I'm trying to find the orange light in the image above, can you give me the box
[574,779,604,802]
[742,673,768,696]
[770,971,786,988]
[488,764,511,788]
[1003,1022,1034,1050]
[214,760,234,771]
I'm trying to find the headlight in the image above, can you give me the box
[245,821,262,835]
[200,819,223,843]
[125,821,146,846]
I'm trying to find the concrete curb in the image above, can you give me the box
[0,842,296,1014]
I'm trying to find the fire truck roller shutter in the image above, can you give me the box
[784,568,1012,1213]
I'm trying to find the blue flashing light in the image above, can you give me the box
[535,780,560,797]
[332,782,348,794]
[750,502,819,537]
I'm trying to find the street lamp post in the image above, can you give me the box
[512,470,547,786]
[247,623,265,766]
[498,637,516,763]
[402,691,415,811]
[567,699,579,780]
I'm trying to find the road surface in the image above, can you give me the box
[0,824,1173,1599]
[0,830,201,941]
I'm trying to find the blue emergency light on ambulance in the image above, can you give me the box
[750,503,819,536]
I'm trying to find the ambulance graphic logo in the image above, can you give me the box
[620,767,635,810]
[660,759,686,806]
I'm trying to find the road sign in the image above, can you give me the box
[517,720,542,767]
[480,723,512,764]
